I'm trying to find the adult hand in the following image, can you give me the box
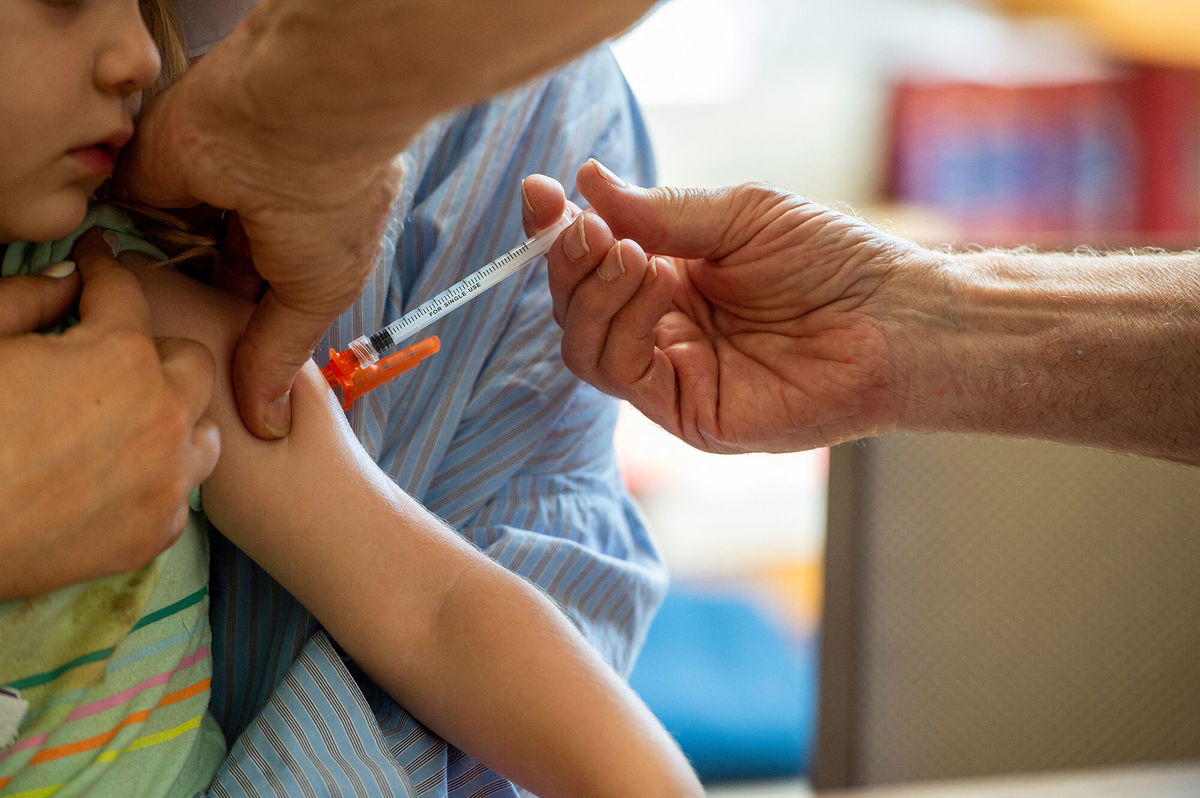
[0,231,220,599]
[523,162,930,454]
[115,0,655,440]
[114,58,403,440]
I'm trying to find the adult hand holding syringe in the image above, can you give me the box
[321,207,578,409]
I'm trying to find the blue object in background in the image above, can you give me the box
[629,583,817,783]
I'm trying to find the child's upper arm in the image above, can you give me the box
[123,255,470,662]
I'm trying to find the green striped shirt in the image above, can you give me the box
[0,210,225,797]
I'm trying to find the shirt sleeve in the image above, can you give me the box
[360,44,666,677]
[430,260,667,677]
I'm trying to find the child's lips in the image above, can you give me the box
[67,144,118,177]
[67,129,132,177]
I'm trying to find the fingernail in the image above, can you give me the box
[102,231,121,256]
[597,244,625,282]
[564,214,590,261]
[589,158,627,188]
[264,391,292,437]
[520,178,535,218]
[43,260,77,278]
[646,255,659,282]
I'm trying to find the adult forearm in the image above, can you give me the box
[215,0,655,164]
[892,248,1200,462]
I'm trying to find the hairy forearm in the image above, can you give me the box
[892,248,1200,462]
[205,0,655,164]
[140,1,655,226]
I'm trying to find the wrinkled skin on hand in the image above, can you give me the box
[524,163,928,453]
[113,0,657,440]
[114,61,402,438]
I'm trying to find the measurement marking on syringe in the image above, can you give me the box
[351,211,575,366]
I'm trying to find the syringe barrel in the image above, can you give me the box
[354,209,577,363]
[348,336,381,366]
[473,209,574,290]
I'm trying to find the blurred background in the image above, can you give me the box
[608,1,1200,795]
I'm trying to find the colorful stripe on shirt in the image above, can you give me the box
[1,519,222,797]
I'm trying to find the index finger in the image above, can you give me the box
[521,174,572,237]
[71,229,154,336]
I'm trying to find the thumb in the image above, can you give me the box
[231,290,330,439]
[576,159,744,260]
[0,265,82,336]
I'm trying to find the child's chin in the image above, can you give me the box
[11,195,91,243]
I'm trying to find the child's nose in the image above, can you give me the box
[94,5,162,99]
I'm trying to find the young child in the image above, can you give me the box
[0,2,701,796]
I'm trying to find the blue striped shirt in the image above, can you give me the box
[202,46,665,797]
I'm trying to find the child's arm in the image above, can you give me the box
[128,257,702,798]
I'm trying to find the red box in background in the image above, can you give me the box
[885,66,1200,243]
[1126,66,1200,236]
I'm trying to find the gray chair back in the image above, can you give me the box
[814,433,1200,789]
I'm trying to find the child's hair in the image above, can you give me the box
[107,1,223,269]
[139,0,189,102]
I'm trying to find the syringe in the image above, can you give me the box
[321,209,577,409]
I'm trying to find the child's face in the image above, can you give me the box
[0,0,161,243]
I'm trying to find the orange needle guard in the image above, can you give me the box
[321,335,441,411]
